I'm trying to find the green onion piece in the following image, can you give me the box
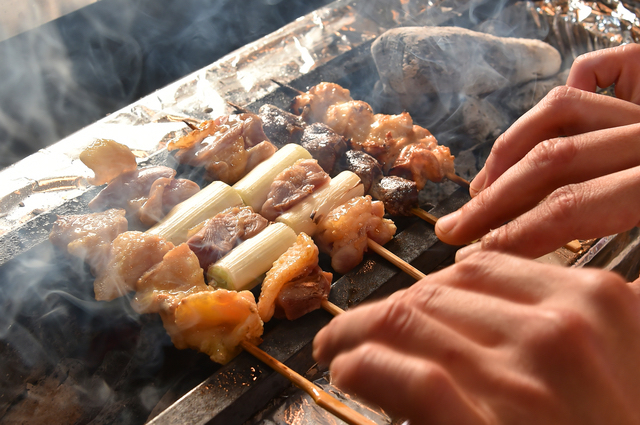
[207,222,298,291]
[146,181,243,244]
[233,144,312,211]
[276,171,364,236]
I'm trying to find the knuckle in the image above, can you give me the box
[521,307,593,354]
[541,86,581,111]
[414,362,450,394]
[578,268,631,306]
[526,138,578,171]
[543,185,584,225]
[373,301,417,339]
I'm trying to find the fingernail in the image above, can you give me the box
[455,242,482,262]
[436,210,461,235]
[469,169,486,198]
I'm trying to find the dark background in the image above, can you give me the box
[0,0,333,169]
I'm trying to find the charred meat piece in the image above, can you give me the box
[258,104,306,147]
[273,268,331,321]
[79,139,137,185]
[88,165,176,212]
[315,195,396,274]
[258,232,332,322]
[370,176,418,216]
[168,113,275,183]
[93,231,174,301]
[49,208,128,274]
[187,206,269,270]
[138,177,200,227]
[335,150,383,194]
[261,159,330,221]
[299,123,348,174]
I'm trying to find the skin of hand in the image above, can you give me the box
[313,251,640,425]
[434,44,640,260]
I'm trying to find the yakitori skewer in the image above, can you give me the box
[240,341,377,425]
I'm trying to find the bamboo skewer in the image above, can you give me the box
[367,239,426,280]
[240,341,377,425]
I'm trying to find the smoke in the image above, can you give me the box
[0,0,332,170]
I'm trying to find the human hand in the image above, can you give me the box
[313,252,640,425]
[434,44,640,259]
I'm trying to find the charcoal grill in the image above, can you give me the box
[1,0,639,424]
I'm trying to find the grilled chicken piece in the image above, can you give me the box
[260,159,330,221]
[291,82,352,123]
[186,206,269,270]
[315,195,396,274]
[299,123,348,174]
[389,143,456,188]
[292,82,461,188]
[79,139,137,185]
[93,231,174,301]
[258,233,331,322]
[172,289,264,364]
[49,208,128,274]
[168,113,276,183]
[138,177,200,226]
[258,104,306,147]
[132,243,263,365]
[132,243,209,314]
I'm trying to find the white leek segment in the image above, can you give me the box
[207,222,297,291]
[276,171,364,236]
[147,181,243,244]
[233,144,312,211]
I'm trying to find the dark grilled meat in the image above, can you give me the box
[273,267,332,321]
[334,150,383,194]
[258,104,306,148]
[370,176,418,216]
[299,123,348,174]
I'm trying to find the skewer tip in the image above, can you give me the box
[271,79,305,95]
[446,173,470,188]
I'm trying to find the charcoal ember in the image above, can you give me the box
[371,26,562,103]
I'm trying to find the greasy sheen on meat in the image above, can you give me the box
[370,176,418,216]
[389,143,456,188]
[168,113,276,183]
[49,208,128,274]
[299,123,348,174]
[257,233,332,322]
[186,206,269,270]
[132,243,209,315]
[315,196,396,274]
[260,159,330,221]
[258,104,306,147]
[292,82,459,189]
[93,231,174,301]
[335,150,383,194]
[79,139,137,185]
[291,82,352,123]
[88,166,176,212]
[138,177,200,227]
[172,289,264,364]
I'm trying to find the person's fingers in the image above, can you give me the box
[455,166,640,260]
[566,44,640,104]
[313,299,483,371]
[469,87,640,197]
[437,123,640,245]
[329,343,490,425]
